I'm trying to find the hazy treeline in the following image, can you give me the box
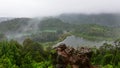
[0,14,119,42]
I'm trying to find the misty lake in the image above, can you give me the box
[55,35,114,48]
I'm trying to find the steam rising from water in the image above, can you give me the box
[22,18,40,33]
[6,18,42,43]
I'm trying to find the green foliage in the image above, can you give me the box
[0,39,50,68]
[91,39,120,68]
[0,38,120,68]
[102,54,113,65]
[102,64,113,68]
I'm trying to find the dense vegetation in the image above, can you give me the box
[91,39,120,68]
[0,38,120,68]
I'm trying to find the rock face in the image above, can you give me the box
[55,44,94,68]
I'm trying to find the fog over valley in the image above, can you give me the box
[0,13,120,48]
[0,0,120,47]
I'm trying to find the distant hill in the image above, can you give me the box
[0,13,120,42]
[38,17,74,31]
[1,13,120,33]
[0,17,13,23]
[0,18,31,33]
[58,13,120,27]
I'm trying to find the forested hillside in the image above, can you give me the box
[58,13,120,27]
[0,18,118,42]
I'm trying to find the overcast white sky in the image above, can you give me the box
[0,0,120,17]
